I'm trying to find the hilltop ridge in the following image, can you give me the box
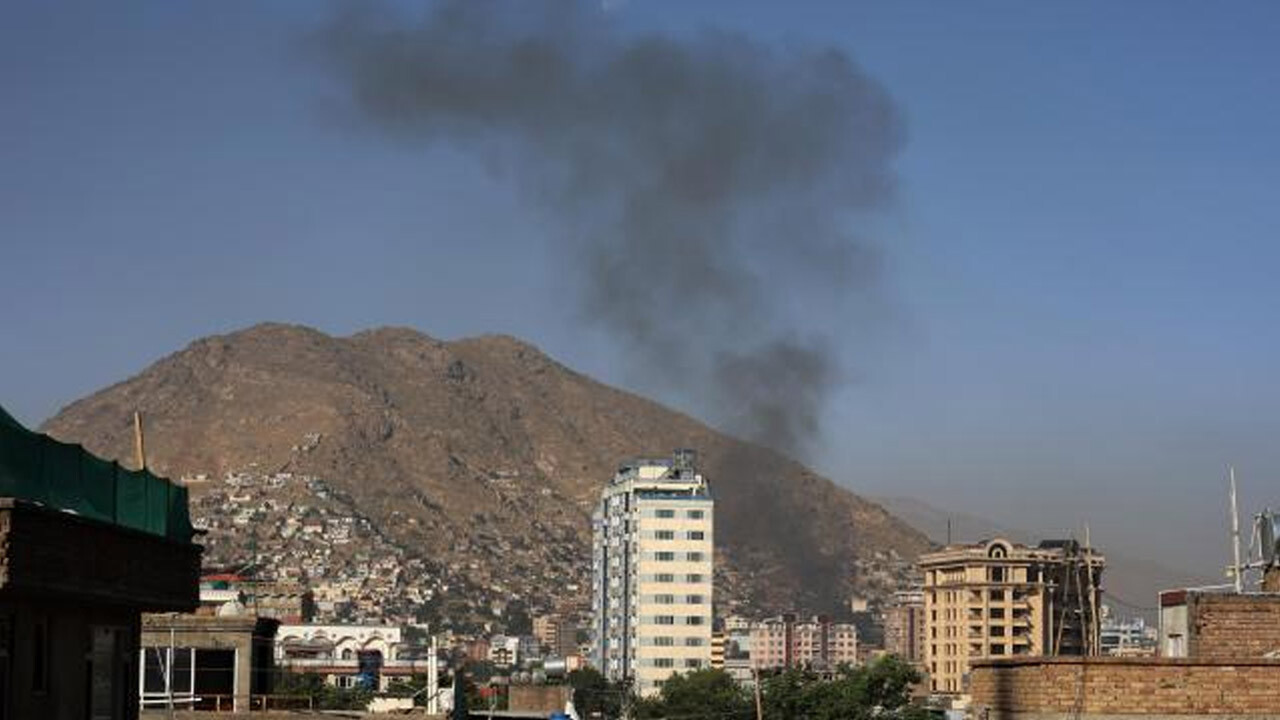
[42,322,930,621]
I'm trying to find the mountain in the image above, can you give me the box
[41,323,930,622]
[874,495,1210,622]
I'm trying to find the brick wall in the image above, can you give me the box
[508,684,572,713]
[972,657,1280,719]
[1188,592,1280,659]
[0,498,201,611]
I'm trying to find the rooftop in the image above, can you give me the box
[0,403,195,543]
[919,536,1105,566]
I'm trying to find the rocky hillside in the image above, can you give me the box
[43,323,930,619]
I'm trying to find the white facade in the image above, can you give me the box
[591,450,714,696]
[276,623,403,662]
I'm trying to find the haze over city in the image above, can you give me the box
[5,0,1280,585]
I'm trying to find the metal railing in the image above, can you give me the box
[140,693,315,712]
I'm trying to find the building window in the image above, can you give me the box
[655,637,674,647]
[656,530,675,540]
[686,595,704,604]
[656,552,675,561]
[990,566,1004,582]
[656,573,675,582]
[654,658,674,668]
[688,531,705,540]
[685,637,704,647]
[687,552,704,562]
[685,574,703,582]
[656,510,675,519]
[684,659,702,668]
[686,616,705,626]
[687,510,704,519]
[656,616,675,625]
[656,594,675,604]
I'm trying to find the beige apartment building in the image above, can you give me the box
[920,537,1104,695]
[591,450,714,696]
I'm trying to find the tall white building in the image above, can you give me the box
[591,450,714,696]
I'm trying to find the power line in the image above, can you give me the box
[1102,593,1157,613]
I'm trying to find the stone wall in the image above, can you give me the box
[971,656,1280,719]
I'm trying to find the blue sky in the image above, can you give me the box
[3,1,1279,579]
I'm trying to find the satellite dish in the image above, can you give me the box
[1260,512,1279,565]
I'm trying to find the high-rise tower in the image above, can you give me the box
[591,449,714,696]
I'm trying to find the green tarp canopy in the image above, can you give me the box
[0,403,194,543]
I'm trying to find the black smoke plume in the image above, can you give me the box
[313,0,903,458]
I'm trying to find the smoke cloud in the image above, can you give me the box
[313,0,903,458]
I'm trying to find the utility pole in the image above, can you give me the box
[752,665,764,720]
[167,621,176,719]
[1084,525,1100,655]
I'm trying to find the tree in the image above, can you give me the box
[758,657,929,720]
[855,655,926,715]
[573,666,627,712]
[568,667,627,719]
[760,667,823,720]
[635,669,752,720]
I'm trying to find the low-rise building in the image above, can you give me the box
[275,623,435,693]
[1159,586,1280,659]
[0,404,201,719]
[140,614,279,712]
[489,634,522,667]
[1099,608,1155,657]
[749,614,858,671]
[533,614,582,659]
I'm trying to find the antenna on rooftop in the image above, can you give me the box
[133,411,148,471]
[1259,510,1278,566]
[1229,466,1244,593]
